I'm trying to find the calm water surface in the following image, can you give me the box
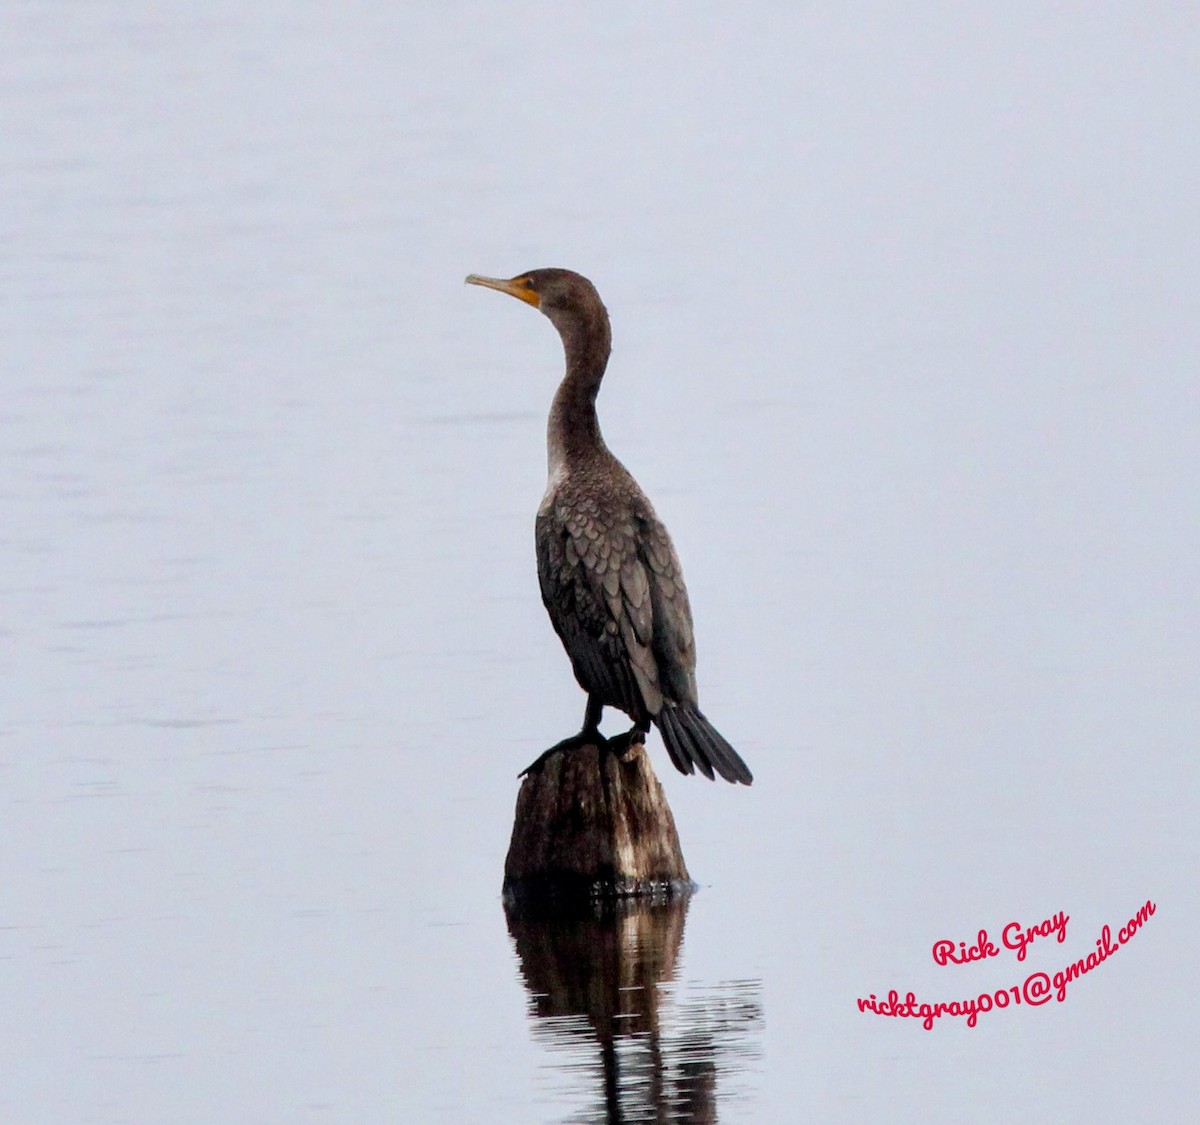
[3,4,1197,1122]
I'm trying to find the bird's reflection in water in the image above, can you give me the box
[506,895,762,1123]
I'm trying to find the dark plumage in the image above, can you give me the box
[466,268,752,785]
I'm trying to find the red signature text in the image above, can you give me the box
[932,909,1068,966]
[931,929,998,966]
[1003,910,1069,962]
[863,900,1155,1030]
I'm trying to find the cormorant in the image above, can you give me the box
[466,268,752,785]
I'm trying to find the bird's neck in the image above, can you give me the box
[546,311,612,479]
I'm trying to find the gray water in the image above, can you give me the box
[3,4,1197,1122]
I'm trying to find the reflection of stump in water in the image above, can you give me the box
[505,896,762,1124]
[503,739,693,904]
[507,895,688,1042]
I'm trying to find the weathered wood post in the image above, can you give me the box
[503,739,694,905]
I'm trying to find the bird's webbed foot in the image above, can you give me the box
[604,725,648,762]
[518,726,605,778]
[518,720,648,777]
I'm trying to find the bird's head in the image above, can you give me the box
[466,268,610,356]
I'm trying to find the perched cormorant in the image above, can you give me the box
[466,268,752,785]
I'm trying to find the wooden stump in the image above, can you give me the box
[503,739,694,905]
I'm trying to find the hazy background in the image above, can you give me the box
[2,3,1197,1121]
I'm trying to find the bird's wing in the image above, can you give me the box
[634,512,698,706]
[536,500,663,717]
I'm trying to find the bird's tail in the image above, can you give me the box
[656,705,753,785]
